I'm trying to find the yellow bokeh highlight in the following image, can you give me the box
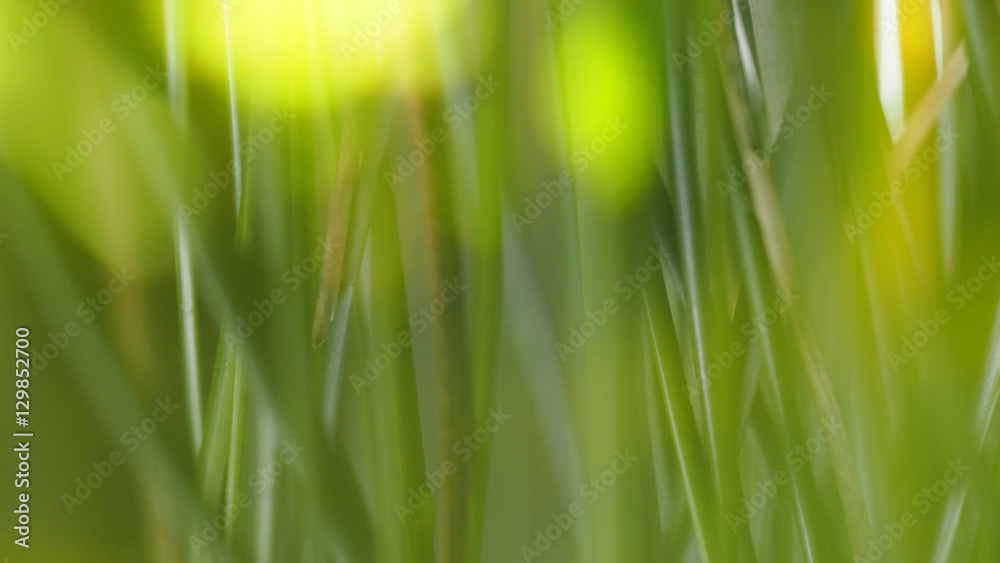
[149,0,459,105]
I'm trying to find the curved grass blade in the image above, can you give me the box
[643,276,721,563]
[713,16,875,556]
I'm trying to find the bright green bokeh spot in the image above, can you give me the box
[559,7,657,212]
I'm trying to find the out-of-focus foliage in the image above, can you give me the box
[0,0,999,561]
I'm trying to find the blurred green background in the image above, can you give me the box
[1,0,1000,561]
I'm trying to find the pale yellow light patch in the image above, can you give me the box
[143,0,458,105]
